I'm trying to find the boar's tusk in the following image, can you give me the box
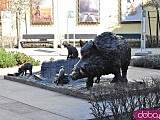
[80,68,85,75]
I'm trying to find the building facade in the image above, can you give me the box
[0,0,158,48]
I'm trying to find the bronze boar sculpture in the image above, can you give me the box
[70,32,131,89]
[18,62,33,76]
[62,41,78,60]
[79,39,101,83]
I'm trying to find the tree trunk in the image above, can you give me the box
[156,8,159,46]
[17,11,21,49]
[16,12,19,48]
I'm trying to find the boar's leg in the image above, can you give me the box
[29,69,32,75]
[86,77,94,89]
[121,66,128,83]
[24,70,27,76]
[29,66,32,75]
[95,76,101,83]
[110,67,122,83]
[56,78,63,86]
[21,72,24,76]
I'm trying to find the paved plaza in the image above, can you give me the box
[0,47,159,120]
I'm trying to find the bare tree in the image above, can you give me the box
[89,78,160,120]
[143,0,160,46]
[6,0,43,48]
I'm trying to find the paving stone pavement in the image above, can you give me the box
[0,75,92,120]
[0,48,92,120]
[0,95,60,120]
[0,47,159,120]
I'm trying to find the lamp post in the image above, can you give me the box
[54,0,58,49]
[135,0,152,56]
[141,5,146,51]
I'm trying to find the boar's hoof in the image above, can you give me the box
[94,76,101,83]
[121,77,128,83]
[110,77,128,83]
[86,81,93,90]
[86,85,92,90]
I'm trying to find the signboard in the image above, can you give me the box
[142,10,146,33]
[67,11,74,26]
[1,11,11,36]
[68,11,74,18]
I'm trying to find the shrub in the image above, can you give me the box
[89,77,160,120]
[0,48,40,68]
[12,52,40,66]
[130,54,160,69]
[0,48,17,68]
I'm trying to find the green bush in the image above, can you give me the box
[0,48,17,68]
[130,54,160,69]
[0,48,40,68]
[12,52,40,66]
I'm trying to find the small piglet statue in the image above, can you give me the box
[18,62,33,76]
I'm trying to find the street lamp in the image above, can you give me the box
[135,0,152,56]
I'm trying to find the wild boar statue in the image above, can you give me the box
[18,62,33,76]
[70,32,131,89]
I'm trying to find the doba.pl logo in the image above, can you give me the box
[133,110,160,120]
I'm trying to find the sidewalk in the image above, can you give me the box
[5,47,160,62]
[0,48,159,120]
[5,48,68,64]
[0,76,92,120]
[0,48,93,120]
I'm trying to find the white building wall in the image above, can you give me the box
[21,0,118,36]
[8,0,142,48]
[11,0,141,48]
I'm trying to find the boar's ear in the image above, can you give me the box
[92,41,101,51]
[81,40,94,53]
[92,41,97,47]
[89,40,93,46]
[85,40,94,48]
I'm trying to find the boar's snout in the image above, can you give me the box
[70,66,80,80]
[70,71,78,80]
[70,65,86,80]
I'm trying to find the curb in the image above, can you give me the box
[4,75,93,101]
